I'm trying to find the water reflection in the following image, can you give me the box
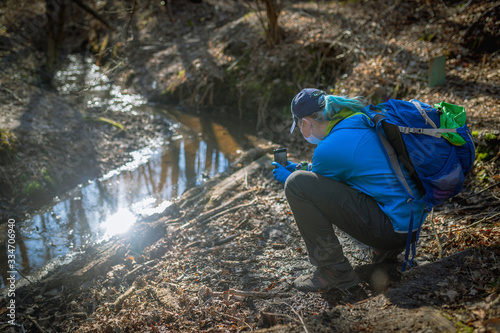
[53,54,149,114]
[1,54,259,289]
[2,133,231,287]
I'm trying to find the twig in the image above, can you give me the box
[15,268,36,284]
[179,188,206,209]
[212,233,240,247]
[267,301,309,333]
[69,312,88,319]
[70,0,117,32]
[313,30,350,82]
[107,282,137,310]
[27,316,45,333]
[444,204,493,214]
[428,208,443,259]
[458,0,473,14]
[0,86,23,103]
[221,258,254,265]
[122,259,155,281]
[212,310,253,331]
[287,306,309,333]
[438,210,500,235]
[198,199,257,225]
[455,181,500,203]
[460,211,500,230]
[235,218,249,230]
[194,191,252,223]
[228,288,289,299]
[260,311,298,323]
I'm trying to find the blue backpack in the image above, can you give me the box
[364,99,475,270]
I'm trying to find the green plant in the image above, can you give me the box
[24,180,42,195]
[477,152,489,161]
[0,128,16,152]
[42,168,57,188]
[484,132,497,141]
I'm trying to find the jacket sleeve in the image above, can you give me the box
[311,133,359,182]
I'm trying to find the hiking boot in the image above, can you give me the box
[293,260,359,292]
[371,248,402,264]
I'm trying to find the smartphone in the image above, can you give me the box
[273,148,287,167]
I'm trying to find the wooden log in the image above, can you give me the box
[38,241,126,291]
[208,154,272,206]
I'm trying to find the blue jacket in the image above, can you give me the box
[312,114,426,233]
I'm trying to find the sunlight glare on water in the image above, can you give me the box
[131,196,173,217]
[102,208,136,240]
[10,129,235,283]
[0,53,261,290]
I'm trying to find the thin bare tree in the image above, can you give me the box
[244,0,285,47]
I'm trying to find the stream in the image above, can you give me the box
[1,55,258,288]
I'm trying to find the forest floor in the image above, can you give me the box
[1,0,500,332]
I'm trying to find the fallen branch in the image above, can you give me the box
[197,199,257,226]
[122,259,156,282]
[178,187,207,210]
[212,233,240,247]
[455,181,500,203]
[70,0,117,32]
[444,204,492,213]
[107,282,137,310]
[287,306,309,333]
[0,86,23,103]
[438,210,500,235]
[454,211,500,231]
[195,191,252,223]
[235,218,250,230]
[26,315,45,333]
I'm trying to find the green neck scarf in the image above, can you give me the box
[325,109,364,135]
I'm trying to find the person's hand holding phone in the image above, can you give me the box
[272,148,295,183]
[284,161,297,172]
[271,162,291,183]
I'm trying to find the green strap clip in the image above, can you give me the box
[295,161,311,171]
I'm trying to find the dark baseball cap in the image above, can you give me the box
[290,88,326,133]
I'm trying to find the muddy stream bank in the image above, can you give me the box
[0,54,262,289]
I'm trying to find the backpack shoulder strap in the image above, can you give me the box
[372,114,415,199]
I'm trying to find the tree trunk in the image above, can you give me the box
[262,0,282,47]
[44,0,65,83]
[264,0,280,46]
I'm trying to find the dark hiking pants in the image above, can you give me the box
[284,170,410,267]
